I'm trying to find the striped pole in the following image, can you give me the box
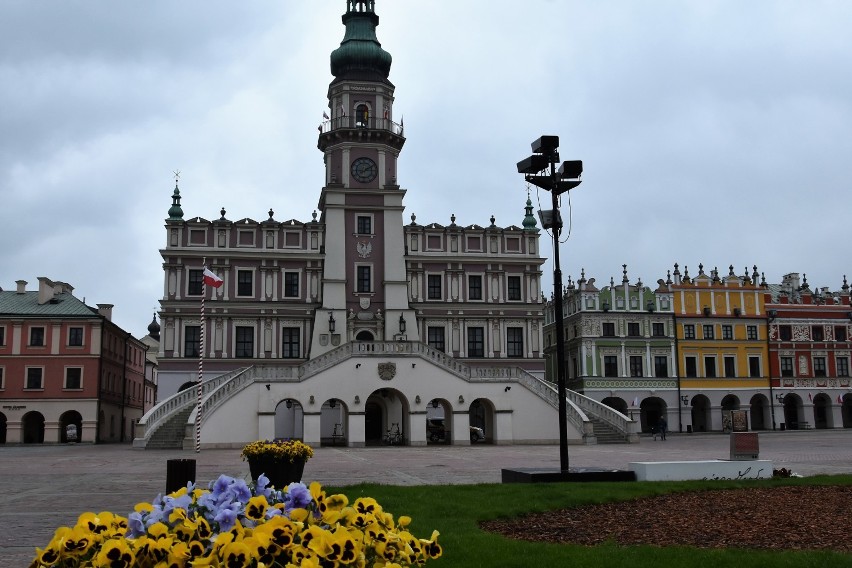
[196,261,206,453]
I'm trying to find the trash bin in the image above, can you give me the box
[686,425,693,434]
[166,459,196,494]
[780,423,785,431]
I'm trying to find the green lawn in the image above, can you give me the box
[330,476,852,568]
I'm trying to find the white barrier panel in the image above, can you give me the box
[629,460,773,481]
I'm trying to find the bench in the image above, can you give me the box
[798,421,812,430]
[331,423,345,446]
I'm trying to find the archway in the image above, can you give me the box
[178,381,197,393]
[426,398,450,444]
[274,399,304,440]
[720,394,741,432]
[691,395,711,432]
[59,410,83,443]
[469,398,494,443]
[748,394,768,430]
[320,398,347,446]
[601,397,628,415]
[366,388,409,445]
[0,412,6,444]
[22,411,45,444]
[639,397,667,434]
[813,393,832,429]
[843,394,852,428]
[356,330,374,341]
[780,394,804,429]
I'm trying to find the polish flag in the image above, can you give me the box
[808,392,813,402]
[203,268,223,288]
[632,396,639,407]
[323,111,329,119]
[838,394,844,404]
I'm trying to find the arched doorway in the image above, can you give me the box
[59,410,83,443]
[275,399,304,440]
[366,388,408,445]
[813,393,832,429]
[780,394,804,429]
[842,394,852,428]
[601,397,628,415]
[691,395,711,432]
[469,399,493,443]
[748,394,768,430]
[22,411,45,444]
[356,330,374,341]
[178,381,197,393]
[639,397,667,434]
[721,394,741,432]
[321,398,347,446]
[426,398,450,444]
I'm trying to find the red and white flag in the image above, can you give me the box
[808,392,813,402]
[203,268,223,288]
[323,111,329,119]
[838,394,844,404]
[632,396,639,407]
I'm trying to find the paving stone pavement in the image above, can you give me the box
[3,429,851,566]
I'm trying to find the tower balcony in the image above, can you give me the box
[318,116,406,151]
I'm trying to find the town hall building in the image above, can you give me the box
[135,0,631,450]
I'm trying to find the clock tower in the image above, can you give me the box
[311,0,415,355]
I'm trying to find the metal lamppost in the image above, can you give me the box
[517,135,582,474]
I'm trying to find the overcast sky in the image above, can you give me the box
[2,1,851,336]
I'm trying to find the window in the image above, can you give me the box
[749,356,761,378]
[237,270,253,296]
[281,328,300,359]
[813,357,827,377]
[507,276,522,301]
[188,269,203,295]
[467,327,484,357]
[627,322,641,337]
[629,356,643,377]
[356,215,372,235]
[0,367,4,389]
[684,356,698,377]
[722,325,733,340]
[604,356,618,377]
[357,266,371,293]
[0,326,4,346]
[468,275,482,300]
[836,326,848,342]
[184,326,201,358]
[780,356,794,377]
[837,357,850,377]
[779,325,792,341]
[702,325,714,340]
[65,368,82,389]
[652,322,665,337]
[68,327,84,347]
[427,327,445,352]
[724,356,736,377]
[427,275,442,300]
[747,325,758,340]
[235,327,254,358]
[602,322,616,337]
[506,327,523,358]
[283,273,299,298]
[704,356,717,378]
[812,326,824,342]
[30,327,45,347]
[683,324,695,340]
[26,367,43,389]
[654,356,668,377]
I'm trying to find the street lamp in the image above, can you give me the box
[517,135,582,474]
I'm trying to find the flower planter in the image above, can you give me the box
[247,455,306,489]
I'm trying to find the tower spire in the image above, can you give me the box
[330,0,392,81]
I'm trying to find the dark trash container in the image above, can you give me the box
[780,423,785,431]
[166,459,196,494]
[686,425,693,434]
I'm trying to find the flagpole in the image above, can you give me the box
[197,259,206,454]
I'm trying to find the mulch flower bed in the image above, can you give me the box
[481,485,852,551]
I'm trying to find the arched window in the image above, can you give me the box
[356,104,370,128]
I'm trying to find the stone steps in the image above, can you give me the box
[146,407,193,449]
[588,416,629,444]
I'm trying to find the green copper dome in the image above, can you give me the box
[522,196,539,232]
[168,185,184,220]
[330,0,392,80]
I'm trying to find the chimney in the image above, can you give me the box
[97,304,114,321]
[16,280,27,294]
[38,276,60,304]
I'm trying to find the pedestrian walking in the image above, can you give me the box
[657,416,668,441]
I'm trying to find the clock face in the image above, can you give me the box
[351,157,378,183]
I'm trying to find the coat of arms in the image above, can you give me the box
[378,362,396,381]
[356,241,372,258]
